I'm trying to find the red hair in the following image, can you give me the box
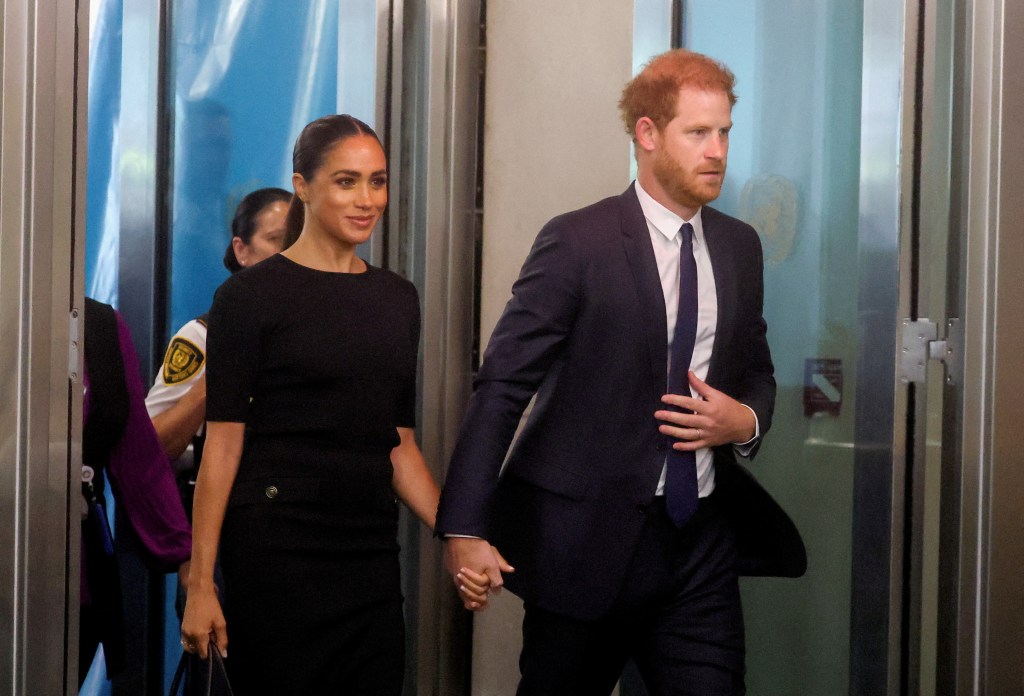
[619,49,737,138]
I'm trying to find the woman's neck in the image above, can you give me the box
[281,231,366,273]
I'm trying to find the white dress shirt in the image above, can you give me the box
[635,181,760,498]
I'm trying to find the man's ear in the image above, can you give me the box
[634,117,659,153]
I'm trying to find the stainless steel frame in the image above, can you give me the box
[905,0,957,693]
[850,0,910,692]
[0,0,87,693]
[948,0,1024,693]
[389,0,483,692]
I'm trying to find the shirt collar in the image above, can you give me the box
[634,179,705,247]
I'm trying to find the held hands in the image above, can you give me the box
[180,581,228,660]
[443,537,515,612]
[655,371,756,450]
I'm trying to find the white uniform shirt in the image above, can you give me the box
[145,318,207,470]
[635,181,760,498]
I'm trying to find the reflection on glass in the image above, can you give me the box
[168,0,344,333]
[684,2,864,694]
[85,0,124,305]
[629,0,673,181]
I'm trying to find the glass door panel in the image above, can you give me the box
[676,2,903,693]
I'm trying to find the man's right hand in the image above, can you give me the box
[443,537,515,611]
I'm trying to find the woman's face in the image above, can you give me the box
[293,134,388,248]
[233,200,288,267]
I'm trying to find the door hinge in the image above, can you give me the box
[899,318,963,385]
[69,307,81,383]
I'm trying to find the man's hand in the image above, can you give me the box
[443,537,515,611]
[655,371,756,450]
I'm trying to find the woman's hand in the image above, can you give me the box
[445,540,515,611]
[181,421,243,658]
[455,546,515,610]
[180,583,227,659]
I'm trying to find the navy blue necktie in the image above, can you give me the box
[665,222,699,527]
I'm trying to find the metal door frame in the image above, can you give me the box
[943,0,1024,693]
[0,0,88,693]
[898,0,1024,694]
[387,0,484,693]
[850,1,912,693]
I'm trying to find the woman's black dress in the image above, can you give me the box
[205,254,420,695]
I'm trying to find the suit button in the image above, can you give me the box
[656,441,667,451]
[636,503,649,514]
[265,485,279,499]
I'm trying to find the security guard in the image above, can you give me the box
[145,186,291,517]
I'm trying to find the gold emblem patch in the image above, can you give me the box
[162,337,205,384]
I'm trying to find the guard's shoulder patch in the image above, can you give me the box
[162,337,205,384]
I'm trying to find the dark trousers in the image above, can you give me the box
[516,495,745,696]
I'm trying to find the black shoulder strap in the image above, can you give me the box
[195,313,210,328]
[83,298,130,472]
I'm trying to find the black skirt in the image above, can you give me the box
[219,436,405,695]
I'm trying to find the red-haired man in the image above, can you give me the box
[437,49,804,695]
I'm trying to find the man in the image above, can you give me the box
[436,49,804,695]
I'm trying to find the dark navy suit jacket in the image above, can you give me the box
[436,184,805,621]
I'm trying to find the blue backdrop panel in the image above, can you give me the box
[85,0,124,306]
[169,0,341,334]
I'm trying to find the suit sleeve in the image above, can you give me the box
[436,219,582,537]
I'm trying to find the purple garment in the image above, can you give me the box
[82,309,192,604]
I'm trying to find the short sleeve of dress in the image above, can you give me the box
[394,281,421,429]
[206,275,260,423]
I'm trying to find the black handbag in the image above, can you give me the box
[168,640,234,696]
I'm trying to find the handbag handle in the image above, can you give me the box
[168,640,234,696]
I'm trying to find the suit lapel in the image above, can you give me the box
[703,207,736,387]
[618,184,667,401]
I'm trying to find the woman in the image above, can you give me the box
[145,187,291,517]
[180,115,468,694]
